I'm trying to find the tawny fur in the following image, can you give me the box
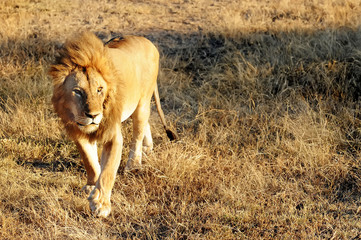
[49,31,175,217]
[50,32,119,143]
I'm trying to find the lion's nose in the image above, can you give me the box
[85,112,100,119]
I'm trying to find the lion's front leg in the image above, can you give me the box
[75,139,100,194]
[88,127,123,218]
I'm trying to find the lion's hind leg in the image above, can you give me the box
[125,103,151,171]
[142,122,153,154]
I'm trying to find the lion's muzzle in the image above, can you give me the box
[75,112,103,133]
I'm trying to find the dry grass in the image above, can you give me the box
[1,0,361,239]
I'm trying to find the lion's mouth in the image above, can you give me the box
[75,114,103,130]
[76,122,99,127]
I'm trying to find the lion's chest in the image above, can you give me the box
[120,104,137,122]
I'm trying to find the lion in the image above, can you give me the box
[49,31,176,217]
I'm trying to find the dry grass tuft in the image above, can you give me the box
[1,0,361,239]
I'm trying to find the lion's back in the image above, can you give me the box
[106,36,159,64]
[104,35,160,122]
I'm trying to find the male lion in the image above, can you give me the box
[49,32,176,217]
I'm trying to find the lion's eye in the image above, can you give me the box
[97,87,103,93]
[73,89,82,97]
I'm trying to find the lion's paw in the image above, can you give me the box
[82,184,96,194]
[125,159,142,172]
[88,188,111,218]
[142,145,153,154]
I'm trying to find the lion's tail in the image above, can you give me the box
[154,84,177,141]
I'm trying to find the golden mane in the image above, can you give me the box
[49,32,114,86]
[50,32,119,143]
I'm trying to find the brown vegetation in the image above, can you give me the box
[0,0,361,239]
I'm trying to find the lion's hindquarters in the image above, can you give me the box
[106,37,160,171]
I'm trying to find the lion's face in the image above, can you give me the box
[63,67,108,134]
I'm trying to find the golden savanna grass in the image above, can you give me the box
[1,0,361,239]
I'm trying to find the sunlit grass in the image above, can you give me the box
[0,0,361,239]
